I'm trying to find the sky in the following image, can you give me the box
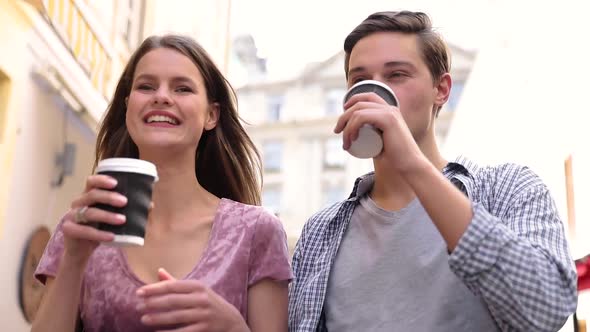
[230,0,496,78]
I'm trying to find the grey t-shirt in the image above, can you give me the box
[324,195,498,331]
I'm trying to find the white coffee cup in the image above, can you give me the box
[342,80,399,159]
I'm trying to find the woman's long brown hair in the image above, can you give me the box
[94,35,262,205]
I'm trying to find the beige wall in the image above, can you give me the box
[0,1,30,240]
[0,1,233,329]
[0,2,96,331]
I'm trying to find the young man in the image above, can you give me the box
[288,11,577,332]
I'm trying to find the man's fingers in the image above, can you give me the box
[341,110,382,149]
[335,100,390,134]
[343,91,389,109]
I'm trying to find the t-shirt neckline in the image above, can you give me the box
[116,198,227,286]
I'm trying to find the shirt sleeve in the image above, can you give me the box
[449,183,577,331]
[34,218,66,285]
[248,209,293,286]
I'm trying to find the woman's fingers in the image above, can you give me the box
[83,174,118,192]
[137,280,206,297]
[71,188,127,211]
[137,292,203,312]
[153,322,208,332]
[61,219,115,242]
[158,268,176,281]
[79,207,126,225]
[141,308,201,326]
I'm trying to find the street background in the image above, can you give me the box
[1,0,588,330]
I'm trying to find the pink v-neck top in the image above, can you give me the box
[35,198,293,332]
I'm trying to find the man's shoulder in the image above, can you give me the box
[305,200,349,230]
[476,162,544,188]
[455,157,548,198]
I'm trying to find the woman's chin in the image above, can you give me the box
[137,142,195,157]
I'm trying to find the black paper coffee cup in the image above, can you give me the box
[91,158,158,246]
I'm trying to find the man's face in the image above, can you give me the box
[346,31,448,143]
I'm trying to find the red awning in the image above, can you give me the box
[576,254,590,291]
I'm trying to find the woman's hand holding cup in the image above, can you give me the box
[61,174,128,265]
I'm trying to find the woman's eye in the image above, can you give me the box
[137,84,153,90]
[176,86,193,93]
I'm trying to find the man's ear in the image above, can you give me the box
[434,73,452,108]
[125,97,129,107]
[205,102,220,130]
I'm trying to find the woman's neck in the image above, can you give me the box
[140,149,219,228]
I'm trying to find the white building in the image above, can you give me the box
[442,1,590,330]
[236,44,476,249]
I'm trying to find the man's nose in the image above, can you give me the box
[371,74,386,83]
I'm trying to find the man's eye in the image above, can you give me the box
[387,72,406,79]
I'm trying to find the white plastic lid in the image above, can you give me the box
[343,79,396,104]
[96,158,158,181]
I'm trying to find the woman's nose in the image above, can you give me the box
[153,87,172,105]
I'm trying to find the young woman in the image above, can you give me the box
[31,35,291,332]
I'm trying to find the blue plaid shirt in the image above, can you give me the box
[288,156,577,332]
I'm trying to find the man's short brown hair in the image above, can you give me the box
[344,11,450,85]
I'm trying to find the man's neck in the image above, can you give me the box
[370,136,447,211]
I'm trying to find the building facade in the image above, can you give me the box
[236,44,475,249]
[0,1,147,329]
[0,0,231,330]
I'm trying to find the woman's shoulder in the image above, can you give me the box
[218,198,283,232]
[218,198,276,219]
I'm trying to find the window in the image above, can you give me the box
[0,70,10,142]
[325,88,346,116]
[262,140,283,172]
[323,137,346,169]
[446,81,465,112]
[119,0,143,48]
[323,184,346,207]
[267,94,284,122]
[262,185,282,215]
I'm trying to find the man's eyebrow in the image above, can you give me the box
[347,66,367,77]
[348,61,417,77]
[383,61,417,70]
